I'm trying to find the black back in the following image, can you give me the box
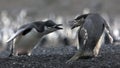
[77,13,105,51]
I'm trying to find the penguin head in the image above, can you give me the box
[41,20,63,34]
[70,14,89,29]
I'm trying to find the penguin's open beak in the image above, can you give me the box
[69,20,80,29]
[71,24,79,29]
[53,24,63,29]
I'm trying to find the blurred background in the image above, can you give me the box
[0,0,120,51]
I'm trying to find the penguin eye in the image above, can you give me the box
[74,20,78,23]
[76,18,84,23]
[44,26,52,31]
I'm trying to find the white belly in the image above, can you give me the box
[14,29,42,54]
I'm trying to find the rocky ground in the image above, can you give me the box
[0,44,119,68]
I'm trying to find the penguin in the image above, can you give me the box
[7,20,62,56]
[66,13,113,63]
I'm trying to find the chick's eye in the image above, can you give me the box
[44,26,51,30]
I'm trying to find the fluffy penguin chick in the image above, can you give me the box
[7,20,62,56]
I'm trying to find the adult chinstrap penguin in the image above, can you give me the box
[66,13,113,63]
[7,20,63,56]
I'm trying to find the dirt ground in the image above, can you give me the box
[0,44,119,68]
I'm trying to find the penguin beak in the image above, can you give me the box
[53,24,63,29]
[69,20,80,29]
[71,24,79,29]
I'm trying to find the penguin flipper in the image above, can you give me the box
[105,28,113,44]
[6,28,27,43]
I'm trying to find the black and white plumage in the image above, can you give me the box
[66,13,113,63]
[7,20,62,56]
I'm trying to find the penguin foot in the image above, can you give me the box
[66,55,79,64]
[80,56,94,59]
[12,50,28,56]
[8,53,13,57]
[66,50,94,64]
[83,50,94,57]
[18,52,28,56]
[66,51,83,64]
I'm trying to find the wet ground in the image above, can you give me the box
[0,44,119,68]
